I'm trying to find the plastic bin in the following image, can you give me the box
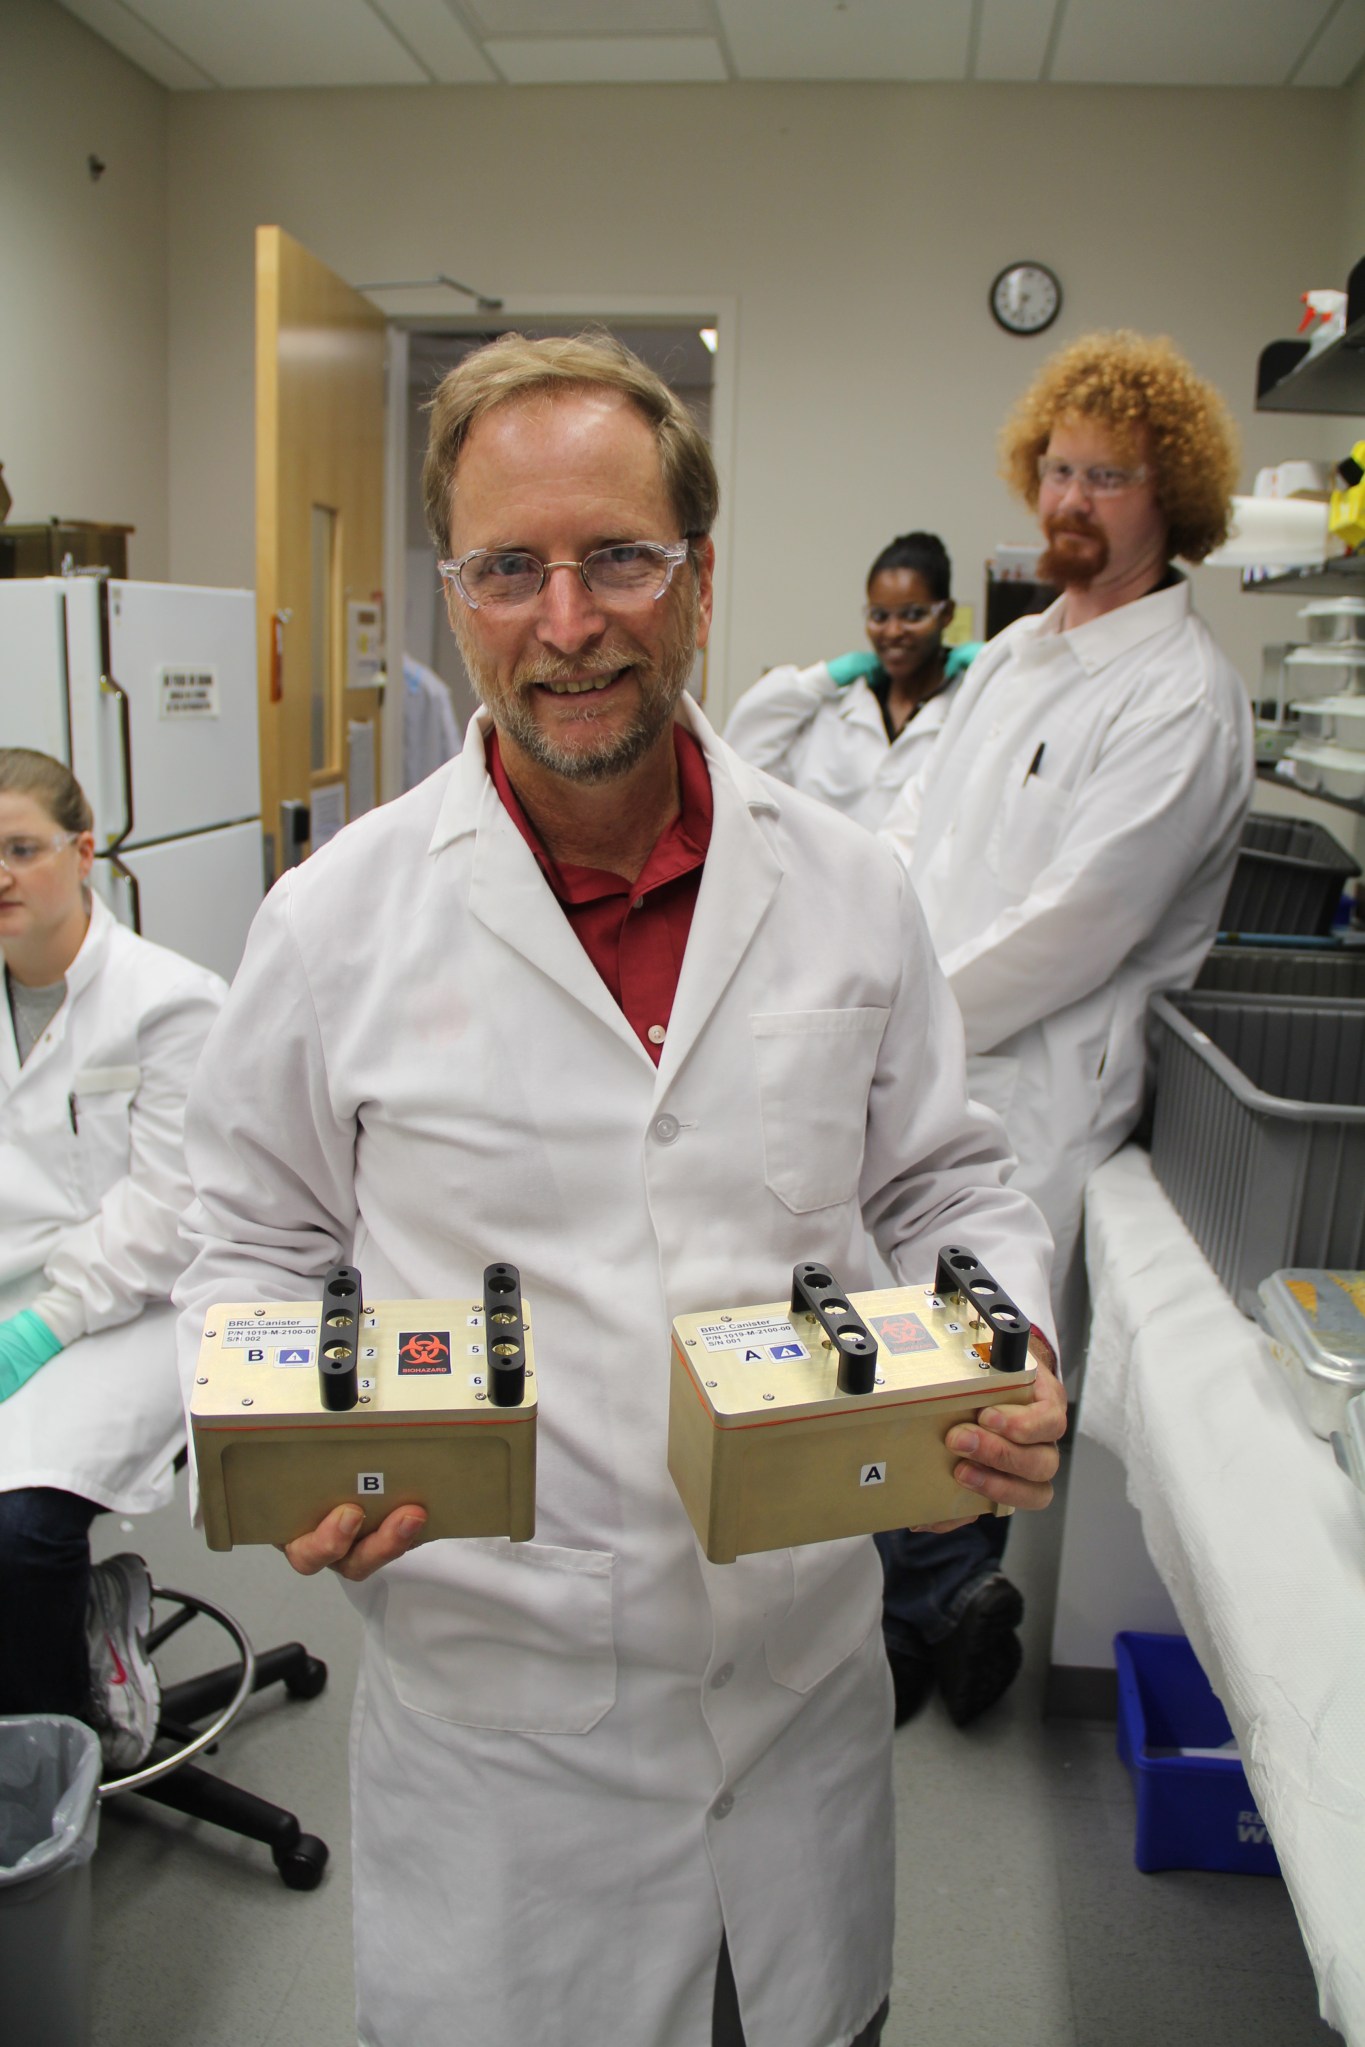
[1114,1634,1280,1876]
[0,1716,101,2047]
[1220,815,1359,937]
[1197,943,1365,998]
[1149,989,1365,1312]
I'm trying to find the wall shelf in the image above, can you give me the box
[1241,555,1365,597]
[1257,762,1365,820]
[1256,255,1365,416]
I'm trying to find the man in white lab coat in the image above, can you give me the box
[176,333,1066,2047]
[876,331,1254,1730]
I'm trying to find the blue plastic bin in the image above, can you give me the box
[1113,1633,1280,1877]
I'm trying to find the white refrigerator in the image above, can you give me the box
[0,575,263,982]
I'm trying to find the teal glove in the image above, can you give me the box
[826,651,879,687]
[0,1310,63,1403]
[945,640,983,681]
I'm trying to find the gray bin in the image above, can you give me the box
[0,1717,101,2047]
[1149,991,1365,1313]
[1220,816,1359,937]
[1196,946,1365,998]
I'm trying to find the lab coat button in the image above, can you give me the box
[647,1024,666,1046]
[653,1113,680,1144]
[711,1663,734,1689]
[712,1791,734,1819]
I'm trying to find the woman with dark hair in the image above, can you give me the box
[723,531,980,828]
[0,748,224,1769]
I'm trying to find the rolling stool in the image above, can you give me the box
[98,1581,330,1889]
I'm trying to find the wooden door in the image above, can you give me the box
[256,226,386,881]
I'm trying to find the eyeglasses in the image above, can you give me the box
[864,604,945,627]
[1037,457,1150,498]
[0,832,78,875]
[438,541,691,611]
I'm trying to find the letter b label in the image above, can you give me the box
[358,1472,385,1495]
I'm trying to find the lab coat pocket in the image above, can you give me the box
[383,1538,617,1735]
[72,1069,139,1202]
[751,1008,890,1214]
[764,1537,881,1694]
[986,775,1073,891]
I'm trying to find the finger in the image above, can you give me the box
[945,1422,1061,1486]
[330,1506,428,1583]
[283,1503,367,1577]
[283,1502,426,1581]
[951,1460,1054,1514]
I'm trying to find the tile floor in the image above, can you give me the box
[84,1458,1337,2047]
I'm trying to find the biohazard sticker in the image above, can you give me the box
[397,1330,452,1375]
[697,1316,800,1353]
[869,1311,936,1355]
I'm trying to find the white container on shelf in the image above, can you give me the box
[1286,740,1365,800]
[1300,598,1365,646]
[1290,696,1365,745]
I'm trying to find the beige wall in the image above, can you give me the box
[1,0,170,576]
[163,78,1346,712]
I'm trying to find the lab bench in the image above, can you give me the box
[1049,1145,1364,2044]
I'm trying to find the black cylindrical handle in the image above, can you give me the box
[932,1247,1032,1372]
[317,1262,362,1412]
[790,1261,879,1396]
[483,1262,526,1407]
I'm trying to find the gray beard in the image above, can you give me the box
[453,611,698,786]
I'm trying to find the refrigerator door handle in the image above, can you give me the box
[98,670,135,851]
[104,852,143,935]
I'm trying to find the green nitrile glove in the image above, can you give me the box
[826,651,879,687]
[945,641,983,681]
[0,1309,63,1402]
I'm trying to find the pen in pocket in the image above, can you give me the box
[1023,742,1046,785]
[68,1093,78,1134]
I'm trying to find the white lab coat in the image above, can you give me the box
[880,578,1254,1347]
[0,894,224,1512]
[723,661,962,830]
[175,700,1054,2047]
[402,652,461,791]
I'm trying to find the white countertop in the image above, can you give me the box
[1081,1145,1365,2046]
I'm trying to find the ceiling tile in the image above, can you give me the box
[119,0,428,88]
[373,0,499,81]
[56,0,218,89]
[974,0,1058,81]
[485,35,728,81]
[467,0,711,30]
[1292,0,1365,84]
[717,0,972,80]
[978,0,1064,78]
[1052,0,1334,85]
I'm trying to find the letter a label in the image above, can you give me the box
[860,1463,886,1487]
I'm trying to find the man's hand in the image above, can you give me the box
[914,1337,1067,1531]
[282,1502,428,1583]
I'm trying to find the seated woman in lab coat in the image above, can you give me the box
[0,749,224,1769]
[722,529,980,829]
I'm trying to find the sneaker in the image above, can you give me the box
[86,1553,161,1772]
[930,1572,1024,1728]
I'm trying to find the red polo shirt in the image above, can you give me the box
[486,724,713,1065]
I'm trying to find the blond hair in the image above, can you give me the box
[999,331,1240,563]
[421,330,719,560]
[0,749,93,834]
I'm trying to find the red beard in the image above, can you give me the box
[1038,515,1110,590]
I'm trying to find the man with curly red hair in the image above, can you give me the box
[877,331,1253,1729]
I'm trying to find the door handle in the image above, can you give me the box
[104,852,142,935]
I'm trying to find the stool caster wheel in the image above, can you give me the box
[275,1833,329,1890]
[286,1655,328,1701]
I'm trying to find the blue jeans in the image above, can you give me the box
[0,1487,101,1717]
[875,1515,1010,1654]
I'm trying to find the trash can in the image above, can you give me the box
[0,1716,101,2047]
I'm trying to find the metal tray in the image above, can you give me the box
[1257,1269,1365,1439]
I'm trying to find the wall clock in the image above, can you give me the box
[990,262,1062,336]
